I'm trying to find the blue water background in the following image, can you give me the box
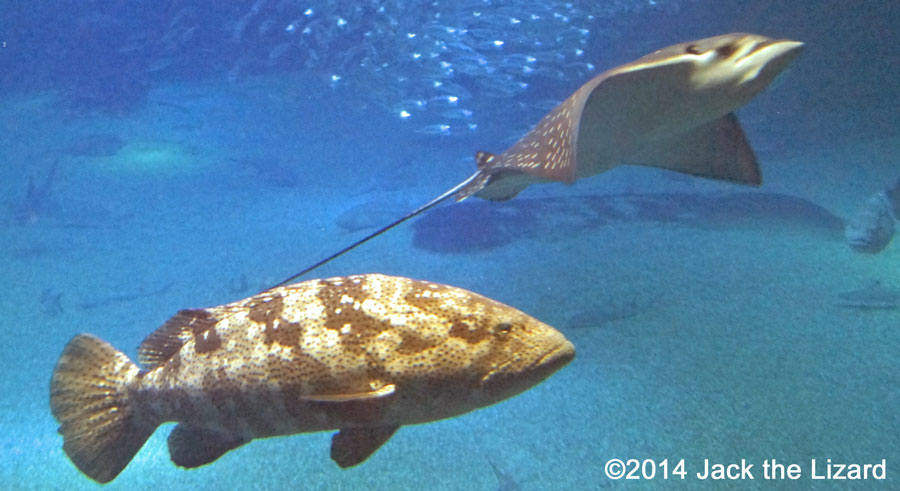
[1,1,898,489]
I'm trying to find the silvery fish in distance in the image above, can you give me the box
[50,274,575,483]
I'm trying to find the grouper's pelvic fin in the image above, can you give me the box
[50,334,154,483]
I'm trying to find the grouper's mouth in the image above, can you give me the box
[536,340,576,369]
[479,338,575,390]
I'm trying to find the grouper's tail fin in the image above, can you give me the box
[50,334,154,483]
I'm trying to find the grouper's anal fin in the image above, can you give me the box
[168,424,249,468]
[267,170,484,290]
[331,425,399,468]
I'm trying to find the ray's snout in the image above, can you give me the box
[731,34,803,92]
[749,37,804,76]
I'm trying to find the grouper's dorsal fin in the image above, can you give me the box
[138,309,219,369]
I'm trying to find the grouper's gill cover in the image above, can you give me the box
[50,273,574,483]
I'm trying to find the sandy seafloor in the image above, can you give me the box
[2,57,899,491]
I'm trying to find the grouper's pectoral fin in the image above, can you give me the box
[299,383,396,403]
[167,424,249,468]
[628,113,762,186]
[331,425,399,468]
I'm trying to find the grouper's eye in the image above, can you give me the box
[685,43,701,55]
[494,323,513,335]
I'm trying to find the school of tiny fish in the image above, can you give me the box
[121,0,677,136]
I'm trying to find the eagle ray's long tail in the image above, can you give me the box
[268,170,484,290]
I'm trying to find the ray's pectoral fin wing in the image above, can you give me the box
[627,113,762,186]
[168,424,249,468]
[331,425,400,468]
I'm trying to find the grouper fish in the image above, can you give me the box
[50,274,574,483]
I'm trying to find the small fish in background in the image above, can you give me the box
[489,459,522,491]
[12,158,60,226]
[845,179,900,253]
[837,280,900,310]
[50,274,574,483]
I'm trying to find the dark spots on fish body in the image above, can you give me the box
[202,368,235,409]
[249,294,283,334]
[266,353,332,392]
[402,282,450,315]
[141,386,191,422]
[364,354,388,381]
[249,294,305,347]
[193,325,222,354]
[181,309,222,354]
[316,277,395,354]
[268,319,306,347]
[300,374,343,400]
[416,341,475,380]
[338,315,394,357]
[448,318,491,344]
[397,330,438,355]
[199,367,255,434]
[201,367,228,393]
[280,384,306,421]
[468,322,531,381]
[234,389,277,436]
[157,351,182,383]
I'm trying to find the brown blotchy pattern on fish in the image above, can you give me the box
[397,330,439,355]
[401,282,448,314]
[183,310,222,354]
[158,352,183,383]
[193,327,222,354]
[316,277,395,356]
[448,317,493,344]
[249,294,304,347]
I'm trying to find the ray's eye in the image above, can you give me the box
[494,323,513,335]
[685,43,701,55]
[716,43,737,57]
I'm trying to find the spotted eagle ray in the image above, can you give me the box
[274,33,803,287]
